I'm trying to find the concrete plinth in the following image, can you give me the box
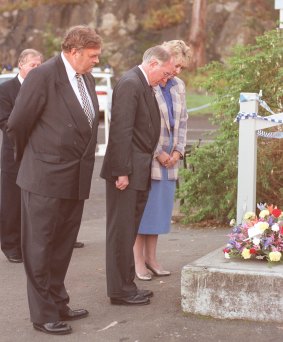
[181,248,283,322]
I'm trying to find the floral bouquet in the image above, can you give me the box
[223,204,283,262]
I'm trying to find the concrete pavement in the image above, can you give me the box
[1,156,282,341]
[1,127,283,341]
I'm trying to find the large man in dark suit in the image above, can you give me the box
[100,46,175,306]
[7,26,102,335]
[0,49,43,263]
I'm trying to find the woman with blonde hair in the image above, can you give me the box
[134,40,191,280]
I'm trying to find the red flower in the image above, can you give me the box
[223,248,230,253]
[272,208,282,218]
[250,248,257,254]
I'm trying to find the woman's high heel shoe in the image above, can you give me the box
[136,272,152,281]
[145,263,171,276]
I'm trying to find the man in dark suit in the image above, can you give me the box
[100,46,175,306]
[0,49,43,263]
[7,26,102,335]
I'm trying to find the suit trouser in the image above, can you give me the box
[21,190,84,324]
[0,171,21,256]
[105,180,149,298]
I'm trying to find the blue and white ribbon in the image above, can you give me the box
[236,94,283,138]
[257,130,283,139]
[235,112,283,124]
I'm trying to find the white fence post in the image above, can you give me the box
[275,0,283,28]
[236,93,283,223]
[236,93,258,223]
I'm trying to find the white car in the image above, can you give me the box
[0,73,17,84]
[0,68,114,117]
[91,67,113,117]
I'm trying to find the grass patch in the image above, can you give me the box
[187,93,214,116]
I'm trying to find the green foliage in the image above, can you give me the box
[178,29,283,223]
[142,1,185,31]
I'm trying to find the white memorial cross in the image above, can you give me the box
[236,92,283,223]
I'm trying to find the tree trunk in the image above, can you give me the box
[188,0,207,71]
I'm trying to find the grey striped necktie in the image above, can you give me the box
[75,73,94,128]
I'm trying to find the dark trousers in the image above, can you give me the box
[21,190,84,324]
[105,181,149,298]
[0,171,21,257]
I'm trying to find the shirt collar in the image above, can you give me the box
[61,52,77,80]
[17,74,24,84]
[160,77,177,90]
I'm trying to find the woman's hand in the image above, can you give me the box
[157,151,171,167]
[164,151,181,168]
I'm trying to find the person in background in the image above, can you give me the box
[134,40,191,280]
[0,49,43,263]
[100,46,175,305]
[7,26,102,335]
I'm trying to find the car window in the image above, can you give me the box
[95,77,108,86]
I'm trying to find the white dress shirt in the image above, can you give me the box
[61,52,95,117]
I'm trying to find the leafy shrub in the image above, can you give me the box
[178,29,283,223]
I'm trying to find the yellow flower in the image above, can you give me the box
[255,221,269,233]
[269,251,282,262]
[241,248,251,259]
[243,212,256,221]
[259,210,270,218]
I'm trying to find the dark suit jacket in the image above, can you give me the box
[0,76,21,174]
[7,55,99,200]
[100,66,161,190]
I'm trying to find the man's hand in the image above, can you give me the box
[115,175,129,191]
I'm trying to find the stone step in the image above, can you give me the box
[181,247,283,322]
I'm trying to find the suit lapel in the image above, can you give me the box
[133,66,160,137]
[170,80,181,130]
[54,56,92,144]
[12,77,21,103]
[155,86,171,132]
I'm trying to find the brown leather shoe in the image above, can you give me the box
[33,321,72,335]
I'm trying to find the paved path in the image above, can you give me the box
[1,125,283,341]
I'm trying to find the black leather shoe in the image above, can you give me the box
[110,294,150,305]
[74,241,84,248]
[60,307,89,321]
[33,321,72,335]
[6,255,23,263]
[137,289,154,298]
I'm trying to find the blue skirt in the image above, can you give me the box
[139,129,176,235]
[138,177,176,235]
